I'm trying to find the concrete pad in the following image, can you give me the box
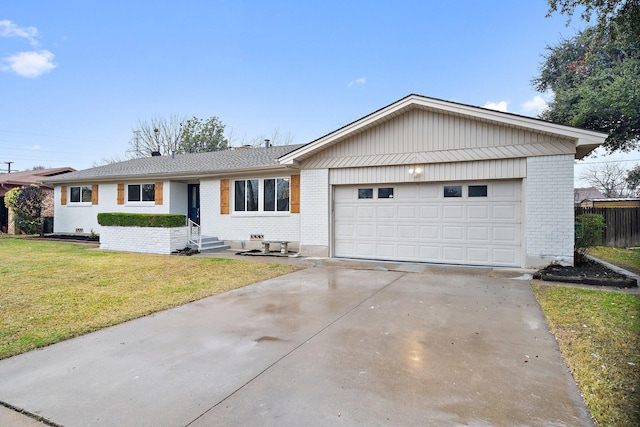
[0,267,592,426]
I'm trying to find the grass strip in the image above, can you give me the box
[532,284,640,427]
[0,238,300,360]
[589,246,640,276]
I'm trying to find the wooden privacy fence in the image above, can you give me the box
[575,207,640,248]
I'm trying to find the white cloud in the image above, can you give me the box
[483,101,509,112]
[521,95,549,115]
[30,145,42,150]
[3,50,57,78]
[348,77,366,87]
[0,20,40,46]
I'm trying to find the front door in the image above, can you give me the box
[188,184,200,225]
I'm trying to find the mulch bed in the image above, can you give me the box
[534,258,637,288]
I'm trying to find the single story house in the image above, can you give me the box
[44,94,607,268]
[1,167,75,233]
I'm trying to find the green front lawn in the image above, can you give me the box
[0,237,300,360]
[533,285,640,427]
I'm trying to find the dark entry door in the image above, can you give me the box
[188,184,200,225]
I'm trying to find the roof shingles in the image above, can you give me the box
[44,145,306,183]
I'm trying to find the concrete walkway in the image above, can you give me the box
[0,263,593,426]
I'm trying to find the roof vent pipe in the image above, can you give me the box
[264,139,271,148]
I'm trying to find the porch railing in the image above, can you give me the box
[188,219,201,250]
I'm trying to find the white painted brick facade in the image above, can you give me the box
[100,226,188,254]
[300,169,330,256]
[200,178,301,250]
[525,154,575,267]
[53,181,176,234]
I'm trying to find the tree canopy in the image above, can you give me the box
[128,115,228,157]
[535,0,640,153]
[4,185,45,235]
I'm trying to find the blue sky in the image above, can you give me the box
[1,1,637,184]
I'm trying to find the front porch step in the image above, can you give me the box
[194,236,230,253]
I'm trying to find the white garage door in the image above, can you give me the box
[334,181,522,267]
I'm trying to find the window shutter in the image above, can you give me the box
[290,175,300,213]
[117,183,124,205]
[220,179,229,214]
[92,185,99,205]
[155,182,163,205]
[61,186,67,205]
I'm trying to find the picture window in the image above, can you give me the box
[234,177,291,213]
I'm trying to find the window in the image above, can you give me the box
[69,186,92,203]
[444,185,462,197]
[264,178,290,211]
[468,185,488,197]
[358,188,373,199]
[378,188,394,199]
[234,179,259,212]
[127,184,155,202]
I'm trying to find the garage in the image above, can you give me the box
[333,180,522,267]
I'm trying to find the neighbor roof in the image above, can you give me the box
[44,145,306,184]
[279,94,609,164]
[0,167,76,188]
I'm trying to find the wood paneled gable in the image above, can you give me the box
[300,107,575,170]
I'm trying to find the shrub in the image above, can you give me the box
[575,213,605,264]
[97,213,186,228]
[4,185,45,235]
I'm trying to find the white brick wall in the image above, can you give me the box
[53,182,174,234]
[300,169,330,256]
[100,226,188,254]
[525,154,575,267]
[200,178,301,249]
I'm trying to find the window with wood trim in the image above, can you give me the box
[231,176,297,214]
[127,184,155,202]
[69,186,92,203]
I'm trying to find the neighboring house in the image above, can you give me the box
[0,167,75,233]
[44,94,608,268]
[574,187,604,205]
[579,198,640,208]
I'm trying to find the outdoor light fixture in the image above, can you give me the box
[408,165,422,177]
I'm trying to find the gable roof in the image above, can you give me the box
[43,145,305,184]
[0,167,75,189]
[279,94,608,165]
[574,187,605,203]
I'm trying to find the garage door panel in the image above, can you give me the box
[420,225,439,239]
[467,205,489,220]
[398,205,418,219]
[467,247,490,263]
[334,181,522,267]
[376,224,395,238]
[443,205,463,218]
[420,205,440,219]
[357,206,375,218]
[492,205,517,220]
[398,225,418,238]
[467,226,489,241]
[442,226,463,240]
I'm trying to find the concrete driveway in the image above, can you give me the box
[0,264,592,426]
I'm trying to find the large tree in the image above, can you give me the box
[534,0,640,153]
[581,163,635,197]
[127,115,228,157]
[180,116,228,153]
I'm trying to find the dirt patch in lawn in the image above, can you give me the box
[534,259,637,288]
